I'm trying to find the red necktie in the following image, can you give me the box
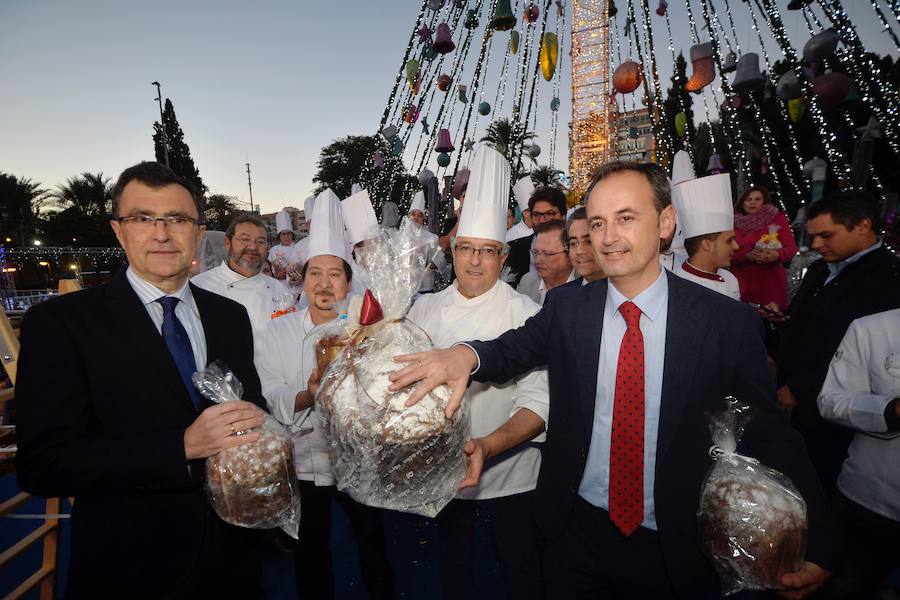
[609,301,645,537]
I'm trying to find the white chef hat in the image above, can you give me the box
[275,209,292,234]
[456,145,511,243]
[303,196,315,223]
[351,183,363,195]
[342,188,380,246]
[669,149,696,254]
[672,173,734,239]
[512,176,535,213]
[410,191,426,214]
[306,188,350,262]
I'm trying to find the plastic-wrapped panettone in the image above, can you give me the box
[313,220,468,517]
[698,398,807,595]
[193,362,301,538]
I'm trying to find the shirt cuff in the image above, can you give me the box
[885,398,900,432]
[454,342,481,374]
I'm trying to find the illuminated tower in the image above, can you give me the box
[569,0,612,195]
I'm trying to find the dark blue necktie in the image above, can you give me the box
[157,296,202,410]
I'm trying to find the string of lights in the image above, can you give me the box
[662,8,693,160]
[868,0,900,50]
[612,14,628,162]
[637,0,672,168]
[517,0,555,177]
[379,0,430,131]
[548,0,566,167]
[682,0,717,153]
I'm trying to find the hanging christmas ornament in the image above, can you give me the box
[435,128,455,153]
[540,33,558,81]
[802,29,840,64]
[722,51,737,74]
[423,44,436,62]
[655,0,667,17]
[803,156,827,202]
[528,144,541,158]
[437,152,451,167]
[732,53,764,94]
[776,68,811,101]
[463,138,475,152]
[613,59,643,94]
[381,125,399,140]
[478,101,491,115]
[720,94,742,112]
[608,0,618,18]
[406,59,420,89]
[421,116,430,135]
[437,74,452,91]
[490,0,517,31]
[402,104,420,123]
[390,136,404,157]
[428,0,445,10]
[372,151,385,170]
[510,30,520,54]
[684,42,715,93]
[465,8,479,29]
[556,0,565,17]
[788,97,806,123]
[675,112,687,137]
[851,117,882,188]
[525,3,540,23]
[432,22,456,54]
[812,71,851,111]
[706,153,725,174]
[457,83,468,104]
[417,25,433,45]
[550,96,560,111]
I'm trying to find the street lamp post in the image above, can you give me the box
[152,81,170,167]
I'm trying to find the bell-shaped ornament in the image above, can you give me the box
[731,53,764,94]
[437,74,452,91]
[608,0,618,18]
[433,23,456,54]
[776,68,810,101]
[381,125,399,141]
[706,153,725,174]
[613,59,643,94]
[435,128,455,153]
[465,9,479,29]
[655,0,667,16]
[478,101,491,115]
[510,30,520,54]
[490,0,517,31]
[721,51,737,74]
[540,33,558,81]
[525,3,540,23]
[803,28,840,64]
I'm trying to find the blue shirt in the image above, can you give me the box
[825,239,882,284]
[578,270,669,530]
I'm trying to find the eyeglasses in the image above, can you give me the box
[233,236,268,246]
[531,249,567,258]
[531,210,561,220]
[114,215,200,233]
[454,244,503,258]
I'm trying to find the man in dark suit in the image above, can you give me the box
[16,162,268,598]
[390,162,836,598]
[760,191,900,498]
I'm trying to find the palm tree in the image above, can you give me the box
[51,172,112,217]
[530,165,565,189]
[480,118,537,165]
[204,194,240,231]
[0,173,47,245]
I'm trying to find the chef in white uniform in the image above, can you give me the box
[288,195,316,275]
[190,213,293,358]
[341,186,384,295]
[505,175,534,243]
[267,208,295,280]
[660,149,692,272]
[671,173,741,300]
[406,145,549,600]
[257,189,394,600]
[408,190,446,294]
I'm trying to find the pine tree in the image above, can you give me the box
[153,99,207,196]
[662,52,696,165]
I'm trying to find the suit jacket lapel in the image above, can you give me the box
[190,284,218,368]
[105,273,198,415]
[575,281,607,440]
[657,272,705,459]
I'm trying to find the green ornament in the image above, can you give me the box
[550,96,560,111]
[510,30,520,55]
[437,152,451,167]
[478,101,491,115]
[675,112,687,137]
[391,137,405,157]
[423,44,436,62]
[406,59,420,88]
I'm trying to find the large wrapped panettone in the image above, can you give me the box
[698,398,807,595]
[193,362,301,538]
[313,220,468,517]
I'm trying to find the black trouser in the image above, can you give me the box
[294,481,395,600]
[435,491,544,600]
[543,496,718,599]
[815,491,900,600]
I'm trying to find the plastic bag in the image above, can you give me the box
[313,219,469,517]
[698,397,807,595]
[193,362,301,539]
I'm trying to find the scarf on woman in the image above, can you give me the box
[734,204,779,233]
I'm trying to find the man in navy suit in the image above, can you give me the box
[16,162,268,598]
[390,162,835,598]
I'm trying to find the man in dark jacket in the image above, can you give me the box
[762,190,900,496]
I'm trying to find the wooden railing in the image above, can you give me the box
[0,492,65,600]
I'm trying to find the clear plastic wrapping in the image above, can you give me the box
[193,362,301,538]
[313,219,469,517]
[698,397,807,595]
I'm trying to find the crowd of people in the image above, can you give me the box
[12,150,900,599]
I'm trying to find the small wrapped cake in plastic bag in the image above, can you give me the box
[193,362,301,538]
[698,397,807,595]
[313,219,468,517]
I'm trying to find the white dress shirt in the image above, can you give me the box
[505,221,533,243]
[126,267,207,371]
[818,308,900,522]
[579,269,669,530]
[825,239,882,284]
[407,279,549,500]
